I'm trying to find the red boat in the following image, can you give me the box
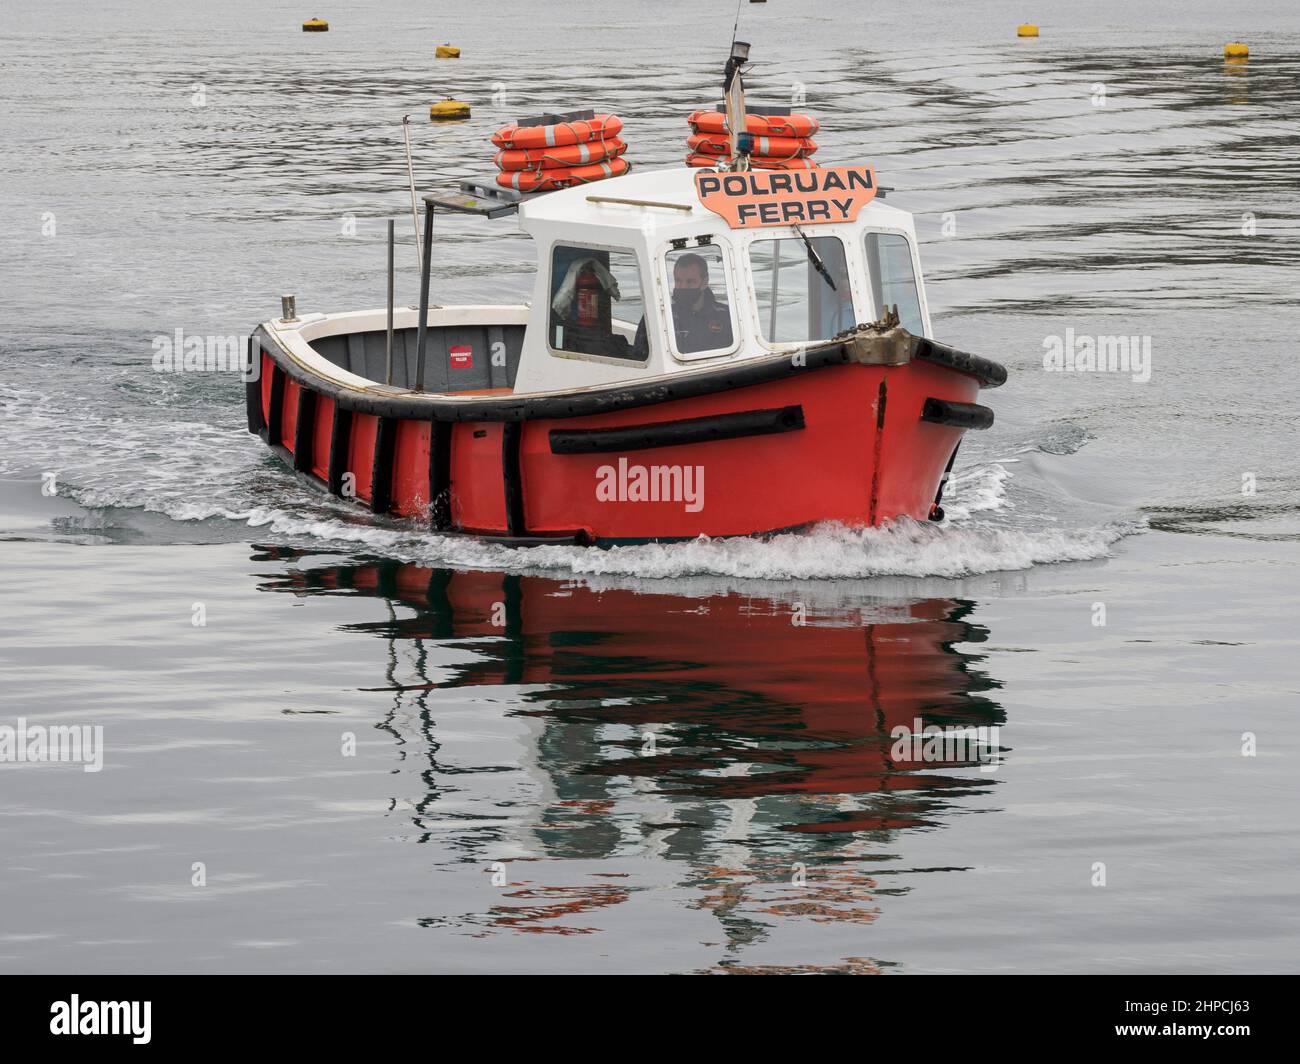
[246,54,1005,547]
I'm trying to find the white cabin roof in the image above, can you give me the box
[518,165,915,239]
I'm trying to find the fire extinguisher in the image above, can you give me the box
[575,265,600,327]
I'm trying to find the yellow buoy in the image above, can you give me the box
[302,17,329,32]
[430,98,471,121]
[1017,24,1039,38]
[1224,41,1249,59]
[435,44,461,59]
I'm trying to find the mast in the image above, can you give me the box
[723,41,751,173]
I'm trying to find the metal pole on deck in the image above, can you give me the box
[769,244,782,339]
[385,219,395,385]
[413,204,435,392]
[402,115,422,273]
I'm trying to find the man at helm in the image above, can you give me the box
[633,252,733,356]
[669,253,733,353]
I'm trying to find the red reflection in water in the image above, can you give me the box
[256,550,1004,951]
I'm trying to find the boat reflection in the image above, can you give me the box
[254,548,1005,965]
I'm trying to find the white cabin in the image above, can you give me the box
[512,166,932,394]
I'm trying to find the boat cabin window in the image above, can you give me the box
[749,234,855,344]
[664,244,736,358]
[864,232,924,335]
[548,244,649,362]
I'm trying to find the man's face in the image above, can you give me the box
[673,263,706,293]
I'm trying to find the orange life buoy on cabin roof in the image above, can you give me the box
[687,110,819,139]
[687,132,818,159]
[685,153,819,170]
[493,137,628,172]
[496,155,631,192]
[491,113,623,150]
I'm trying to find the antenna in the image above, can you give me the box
[723,41,752,172]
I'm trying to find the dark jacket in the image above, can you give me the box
[632,288,734,358]
[672,288,733,353]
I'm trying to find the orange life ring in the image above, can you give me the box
[687,110,819,139]
[496,156,631,192]
[492,113,623,150]
[494,137,627,172]
[685,153,819,170]
[687,132,817,159]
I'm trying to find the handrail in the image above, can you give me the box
[585,195,693,212]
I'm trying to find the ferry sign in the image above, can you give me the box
[695,165,878,229]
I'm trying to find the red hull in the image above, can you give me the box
[249,336,995,544]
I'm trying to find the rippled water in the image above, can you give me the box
[1,1,1298,972]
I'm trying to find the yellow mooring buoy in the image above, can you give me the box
[435,44,461,59]
[1017,24,1039,38]
[1224,41,1249,59]
[302,17,329,32]
[430,98,471,121]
